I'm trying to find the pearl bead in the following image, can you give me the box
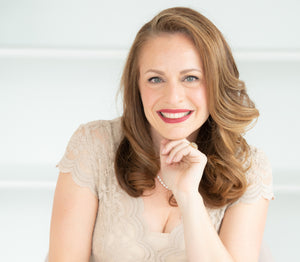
[157,175,170,190]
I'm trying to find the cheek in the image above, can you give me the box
[140,87,159,112]
[190,87,208,107]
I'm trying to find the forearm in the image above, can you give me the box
[177,193,234,262]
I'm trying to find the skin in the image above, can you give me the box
[138,33,209,145]
[49,172,98,262]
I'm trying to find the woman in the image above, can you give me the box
[47,7,274,262]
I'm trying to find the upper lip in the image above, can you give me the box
[158,109,192,113]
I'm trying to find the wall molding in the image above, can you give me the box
[1,47,300,61]
[0,181,56,189]
[0,47,127,59]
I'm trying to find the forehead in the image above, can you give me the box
[138,33,202,71]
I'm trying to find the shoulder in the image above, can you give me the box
[80,117,122,144]
[81,117,122,134]
[229,145,274,207]
[245,145,272,184]
[79,117,123,158]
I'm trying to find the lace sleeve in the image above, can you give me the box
[229,146,275,207]
[56,124,98,197]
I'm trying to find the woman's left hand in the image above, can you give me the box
[159,138,207,198]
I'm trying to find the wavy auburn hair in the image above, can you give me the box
[114,7,259,208]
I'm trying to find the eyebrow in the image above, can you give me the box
[145,68,202,75]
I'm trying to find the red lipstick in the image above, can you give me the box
[157,109,193,123]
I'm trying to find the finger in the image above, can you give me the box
[160,139,169,158]
[165,142,190,164]
[172,145,204,164]
[161,139,188,155]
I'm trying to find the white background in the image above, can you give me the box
[0,0,299,261]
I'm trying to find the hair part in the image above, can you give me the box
[115,7,259,208]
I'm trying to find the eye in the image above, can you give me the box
[184,75,199,82]
[148,77,163,83]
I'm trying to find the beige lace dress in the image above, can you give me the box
[46,117,274,262]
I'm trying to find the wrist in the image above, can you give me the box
[174,190,203,209]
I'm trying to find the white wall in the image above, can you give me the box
[0,0,299,170]
[0,0,299,261]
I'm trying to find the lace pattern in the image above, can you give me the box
[56,124,99,197]
[53,118,274,261]
[228,146,274,207]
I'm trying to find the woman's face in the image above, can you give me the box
[138,33,209,143]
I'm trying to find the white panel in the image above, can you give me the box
[263,193,300,261]
[239,60,300,171]
[0,0,299,49]
[0,187,54,262]
[0,57,124,165]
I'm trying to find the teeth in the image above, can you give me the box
[160,111,190,119]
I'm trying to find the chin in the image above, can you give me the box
[162,131,193,141]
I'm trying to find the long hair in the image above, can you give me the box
[114,7,259,208]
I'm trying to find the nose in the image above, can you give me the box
[164,81,185,104]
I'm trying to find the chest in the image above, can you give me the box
[92,174,227,261]
[93,183,187,261]
[141,189,182,234]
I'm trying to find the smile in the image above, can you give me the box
[157,109,194,123]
